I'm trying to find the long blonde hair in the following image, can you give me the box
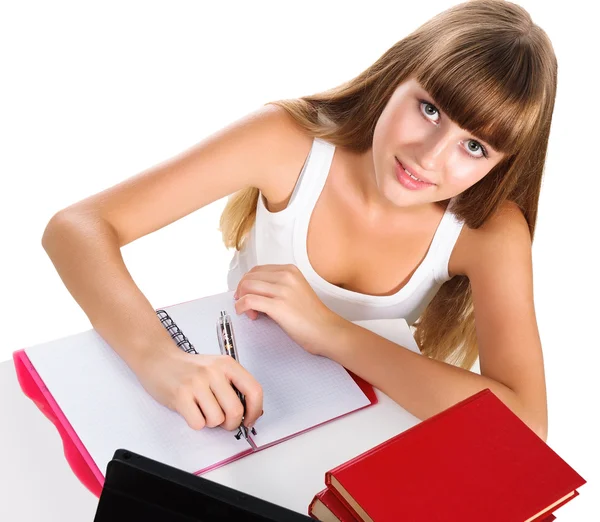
[219,0,557,370]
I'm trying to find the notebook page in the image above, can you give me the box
[25,328,248,477]
[25,290,370,476]
[165,291,371,448]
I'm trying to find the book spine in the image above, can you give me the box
[307,496,320,520]
[324,474,364,521]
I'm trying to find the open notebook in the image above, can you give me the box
[13,291,376,498]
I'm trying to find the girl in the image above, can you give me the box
[42,0,556,441]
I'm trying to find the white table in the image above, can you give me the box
[0,320,421,521]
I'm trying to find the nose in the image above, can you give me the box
[415,128,454,172]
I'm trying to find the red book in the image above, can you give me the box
[309,487,359,521]
[324,389,585,522]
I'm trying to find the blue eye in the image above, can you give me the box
[418,99,489,159]
[465,140,488,159]
[420,100,440,123]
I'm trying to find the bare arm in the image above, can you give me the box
[41,104,299,429]
[319,203,549,441]
[42,210,174,373]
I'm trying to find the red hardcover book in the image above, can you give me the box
[309,487,359,521]
[324,389,585,522]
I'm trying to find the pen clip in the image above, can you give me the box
[233,394,257,441]
[235,425,257,440]
[235,425,249,440]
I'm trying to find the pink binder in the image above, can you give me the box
[13,348,376,498]
[14,349,105,497]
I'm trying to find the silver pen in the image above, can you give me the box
[216,310,257,440]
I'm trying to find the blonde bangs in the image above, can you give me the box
[413,33,545,156]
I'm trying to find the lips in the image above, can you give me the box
[395,158,436,185]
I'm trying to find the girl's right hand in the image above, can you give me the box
[134,346,264,431]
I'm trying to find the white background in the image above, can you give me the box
[1,0,597,519]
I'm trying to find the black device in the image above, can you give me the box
[93,449,314,522]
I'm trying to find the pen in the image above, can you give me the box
[216,310,257,440]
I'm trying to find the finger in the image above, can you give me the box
[235,272,283,300]
[248,264,294,273]
[175,394,207,431]
[241,266,299,291]
[210,377,245,431]
[234,293,274,320]
[237,279,281,301]
[239,270,283,283]
[233,272,280,304]
[238,266,297,292]
[224,362,263,428]
[191,385,225,428]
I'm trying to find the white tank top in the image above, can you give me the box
[227,137,465,325]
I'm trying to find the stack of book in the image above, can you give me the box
[308,389,585,521]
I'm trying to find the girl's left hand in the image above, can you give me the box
[233,264,342,356]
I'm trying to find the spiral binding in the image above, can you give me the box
[155,308,255,441]
[155,309,198,354]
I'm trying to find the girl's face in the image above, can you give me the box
[371,77,506,209]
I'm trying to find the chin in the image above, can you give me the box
[381,189,419,209]
[380,180,423,207]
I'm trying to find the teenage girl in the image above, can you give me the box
[42,0,556,441]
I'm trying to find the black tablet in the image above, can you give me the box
[93,449,313,522]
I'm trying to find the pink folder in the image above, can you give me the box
[13,349,376,498]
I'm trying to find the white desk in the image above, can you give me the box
[0,320,421,520]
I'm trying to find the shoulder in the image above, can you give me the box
[254,104,313,150]
[449,200,532,279]
[253,104,316,207]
